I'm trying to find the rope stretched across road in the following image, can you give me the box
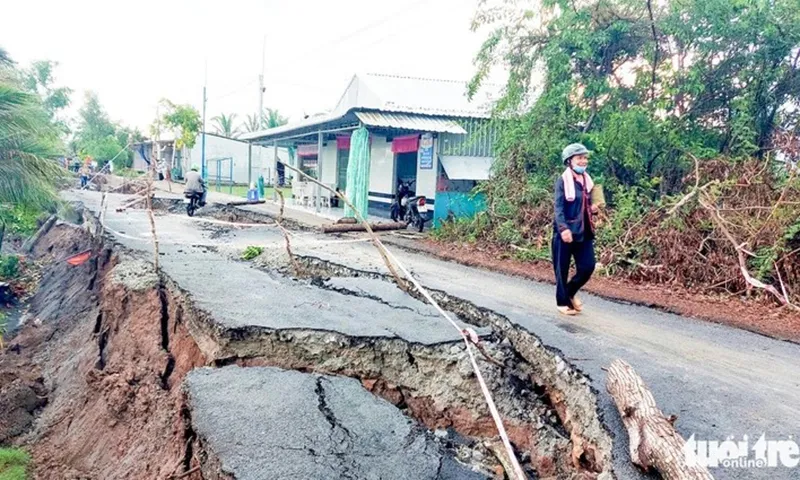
[276,160,527,479]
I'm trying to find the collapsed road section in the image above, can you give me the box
[0,191,614,479]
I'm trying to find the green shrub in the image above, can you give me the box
[0,255,20,280]
[0,448,30,480]
[241,246,264,261]
[0,206,42,237]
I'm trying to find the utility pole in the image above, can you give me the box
[259,35,266,128]
[258,35,266,193]
[201,86,207,181]
[201,60,208,181]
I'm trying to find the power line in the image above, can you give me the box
[273,0,428,69]
[208,79,258,102]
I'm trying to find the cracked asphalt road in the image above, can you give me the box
[66,191,480,345]
[68,190,800,480]
[186,366,486,480]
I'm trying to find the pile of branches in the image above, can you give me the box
[599,159,799,307]
[439,157,800,308]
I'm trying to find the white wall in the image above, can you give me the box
[320,142,338,185]
[368,136,394,204]
[415,136,438,200]
[188,134,287,185]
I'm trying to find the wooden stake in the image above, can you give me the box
[146,167,160,271]
[275,190,302,276]
[606,359,714,480]
[277,160,409,291]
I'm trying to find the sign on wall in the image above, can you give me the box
[419,133,433,169]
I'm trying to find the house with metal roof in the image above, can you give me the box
[242,73,498,223]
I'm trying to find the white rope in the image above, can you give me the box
[381,247,527,479]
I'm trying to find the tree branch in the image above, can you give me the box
[646,0,659,102]
[698,191,798,311]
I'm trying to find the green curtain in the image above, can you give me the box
[344,127,371,218]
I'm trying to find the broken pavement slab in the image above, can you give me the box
[184,366,489,480]
[66,190,481,346]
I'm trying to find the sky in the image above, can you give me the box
[1,0,492,133]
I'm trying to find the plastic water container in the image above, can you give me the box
[247,186,259,203]
[257,175,265,197]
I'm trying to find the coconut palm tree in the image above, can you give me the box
[211,113,240,138]
[0,48,12,66]
[262,108,288,129]
[0,54,62,210]
[243,113,261,133]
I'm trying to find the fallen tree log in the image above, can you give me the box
[606,359,714,480]
[322,222,407,233]
[22,215,57,253]
[226,200,266,206]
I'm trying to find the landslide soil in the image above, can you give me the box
[0,222,206,480]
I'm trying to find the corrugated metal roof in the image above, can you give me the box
[334,74,498,118]
[439,155,493,180]
[239,112,340,141]
[355,111,467,134]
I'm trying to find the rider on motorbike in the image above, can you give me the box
[184,165,207,206]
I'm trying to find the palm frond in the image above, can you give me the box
[0,82,62,208]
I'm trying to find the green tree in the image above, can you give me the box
[160,100,201,167]
[243,113,261,133]
[23,60,72,130]
[160,100,201,149]
[73,92,127,167]
[470,0,800,197]
[0,48,63,212]
[211,113,240,138]
[262,108,288,129]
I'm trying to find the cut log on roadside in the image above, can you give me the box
[336,217,358,224]
[322,222,408,234]
[226,200,266,206]
[606,359,714,480]
[21,215,58,253]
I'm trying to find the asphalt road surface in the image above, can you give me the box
[68,190,800,480]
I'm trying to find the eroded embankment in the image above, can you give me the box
[176,249,615,479]
[0,217,207,479]
[1,208,614,480]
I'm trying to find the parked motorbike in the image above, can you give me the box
[390,180,430,232]
[184,191,203,217]
[390,180,414,222]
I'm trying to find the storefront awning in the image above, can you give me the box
[297,144,318,157]
[439,155,493,181]
[355,111,467,134]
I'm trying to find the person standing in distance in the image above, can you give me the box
[552,143,598,315]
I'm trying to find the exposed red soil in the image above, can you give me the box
[399,239,800,343]
[0,223,206,480]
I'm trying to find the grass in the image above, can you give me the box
[0,448,30,480]
[241,246,264,260]
[0,255,19,279]
[211,185,292,199]
[0,205,43,237]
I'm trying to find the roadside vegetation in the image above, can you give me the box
[439,0,800,308]
[0,448,30,480]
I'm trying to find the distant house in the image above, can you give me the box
[241,73,498,221]
[132,132,289,186]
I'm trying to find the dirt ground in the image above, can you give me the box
[0,222,205,480]
[408,239,800,344]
